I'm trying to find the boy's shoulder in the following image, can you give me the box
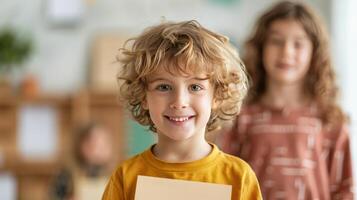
[112,149,150,175]
[216,148,255,175]
[214,150,259,184]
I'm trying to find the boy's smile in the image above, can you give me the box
[143,67,214,142]
[165,115,194,124]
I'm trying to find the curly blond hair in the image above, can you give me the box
[117,20,248,132]
[244,1,346,125]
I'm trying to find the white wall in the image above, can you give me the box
[331,0,357,190]
[1,0,328,94]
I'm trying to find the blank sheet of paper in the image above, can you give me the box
[18,105,58,160]
[134,176,232,200]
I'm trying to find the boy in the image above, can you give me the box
[102,20,262,200]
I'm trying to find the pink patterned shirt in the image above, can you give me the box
[220,103,354,200]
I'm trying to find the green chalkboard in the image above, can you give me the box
[126,120,156,157]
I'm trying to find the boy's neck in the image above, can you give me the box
[262,81,310,109]
[152,140,212,163]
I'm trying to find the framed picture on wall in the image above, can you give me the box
[90,34,131,93]
[45,0,85,27]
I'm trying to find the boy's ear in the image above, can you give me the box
[212,98,220,110]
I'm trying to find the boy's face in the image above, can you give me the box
[143,67,215,143]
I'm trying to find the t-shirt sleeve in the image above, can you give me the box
[327,124,354,199]
[102,169,124,200]
[241,166,263,200]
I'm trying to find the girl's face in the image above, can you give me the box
[81,127,112,166]
[143,67,214,144]
[263,19,313,86]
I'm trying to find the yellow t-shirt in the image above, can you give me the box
[102,144,262,200]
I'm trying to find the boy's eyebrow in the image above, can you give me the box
[147,76,209,83]
[193,77,210,81]
[147,77,169,83]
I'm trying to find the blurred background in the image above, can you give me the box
[0,0,356,199]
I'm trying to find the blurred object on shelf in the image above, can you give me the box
[0,27,33,74]
[0,27,33,97]
[20,75,39,100]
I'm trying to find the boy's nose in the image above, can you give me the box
[170,90,189,109]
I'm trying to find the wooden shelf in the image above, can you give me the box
[0,90,126,200]
[1,154,60,176]
[19,95,71,106]
[0,94,17,106]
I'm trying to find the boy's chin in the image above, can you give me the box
[157,131,196,141]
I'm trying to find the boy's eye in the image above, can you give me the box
[155,84,172,91]
[190,84,203,91]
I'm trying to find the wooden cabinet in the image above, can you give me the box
[0,90,126,200]
[0,95,17,159]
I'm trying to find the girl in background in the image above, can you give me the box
[220,1,354,199]
[50,122,113,200]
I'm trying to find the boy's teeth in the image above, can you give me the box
[169,117,189,122]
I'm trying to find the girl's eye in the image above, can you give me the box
[156,84,172,91]
[267,37,284,46]
[190,84,203,91]
[294,41,307,49]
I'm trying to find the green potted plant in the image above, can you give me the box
[0,27,33,94]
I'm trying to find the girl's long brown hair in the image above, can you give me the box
[244,0,346,125]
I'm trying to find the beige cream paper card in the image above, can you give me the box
[134,175,232,200]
